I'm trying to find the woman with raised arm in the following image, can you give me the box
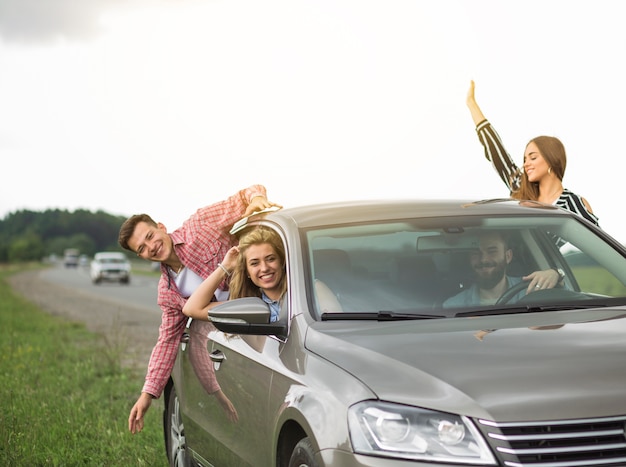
[466,80,599,226]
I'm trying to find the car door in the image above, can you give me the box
[200,327,280,466]
[177,319,245,466]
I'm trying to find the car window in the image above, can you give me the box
[305,216,626,318]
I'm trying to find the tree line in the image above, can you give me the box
[0,208,129,263]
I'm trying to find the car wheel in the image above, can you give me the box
[165,386,190,467]
[288,438,318,467]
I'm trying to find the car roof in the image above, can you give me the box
[258,198,568,230]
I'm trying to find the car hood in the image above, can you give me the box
[305,307,626,422]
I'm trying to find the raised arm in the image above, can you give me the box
[465,80,522,193]
[183,246,240,320]
[466,80,487,126]
[244,193,282,218]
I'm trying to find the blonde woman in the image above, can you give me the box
[184,227,287,321]
[184,226,342,321]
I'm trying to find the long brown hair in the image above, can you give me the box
[228,227,287,300]
[511,135,567,201]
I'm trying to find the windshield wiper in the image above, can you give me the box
[321,311,444,321]
[455,303,607,318]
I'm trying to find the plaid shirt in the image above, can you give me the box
[142,184,267,398]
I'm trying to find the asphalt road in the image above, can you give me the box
[8,263,164,370]
[41,263,161,312]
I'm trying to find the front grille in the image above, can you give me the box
[476,416,626,467]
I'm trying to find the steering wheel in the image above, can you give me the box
[495,281,532,305]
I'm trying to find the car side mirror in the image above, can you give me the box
[208,297,287,336]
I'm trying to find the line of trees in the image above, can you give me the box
[0,208,129,263]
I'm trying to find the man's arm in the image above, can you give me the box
[141,300,189,398]
[194,184,280,235]
[241,184,281,218]
[128,392,153,434]
[128,289,188,434]
[522,268,564,294]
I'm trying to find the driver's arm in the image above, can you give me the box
[522,268,564,294]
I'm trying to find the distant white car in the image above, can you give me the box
[63,248,80,268]
[90,252,131,285]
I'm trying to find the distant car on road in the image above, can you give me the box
[78,254,90,268]
[63,248,80,268]
[165,198,626,467]
[90,252,131,285]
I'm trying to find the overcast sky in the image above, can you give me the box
[2,0,624,242]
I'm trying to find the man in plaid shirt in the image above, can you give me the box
[118,184,280,434]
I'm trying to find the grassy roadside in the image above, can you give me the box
[0,265,167,466]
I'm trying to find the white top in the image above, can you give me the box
[173,267,229,301]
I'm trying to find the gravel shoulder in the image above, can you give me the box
[7,269,161,372]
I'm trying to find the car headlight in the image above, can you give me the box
[348,401,496,464]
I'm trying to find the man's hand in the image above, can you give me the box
[243,196,282,218]
[214,389,239,423]
[128,392,153,434]
[523,269,561,294]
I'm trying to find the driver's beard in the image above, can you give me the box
[475,261,507,290]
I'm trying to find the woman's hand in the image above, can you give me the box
[221,246,240,272]
[466,79,476,107]
[465,80,486,125]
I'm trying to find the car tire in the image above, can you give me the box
[165,386,191,467]
[288,437,318,467]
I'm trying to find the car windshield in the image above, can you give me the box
[305,214,626,319]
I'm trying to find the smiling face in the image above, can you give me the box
[523,141,551,183]
[469,233,512,290]
[245,242,284,299]
[127,221,173,262]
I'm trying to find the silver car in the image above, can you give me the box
[90,251,131,284]
[165,199,626,467]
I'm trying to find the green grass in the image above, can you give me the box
[0,265,167,466]
[572,266,626,296]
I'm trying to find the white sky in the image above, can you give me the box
[1,0,624,242]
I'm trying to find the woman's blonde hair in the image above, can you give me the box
[512,135,567,201]
[229,227,287,300]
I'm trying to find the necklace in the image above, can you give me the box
[170,264,184,275]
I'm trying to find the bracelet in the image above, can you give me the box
[217,263,231,277]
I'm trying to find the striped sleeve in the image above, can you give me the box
[557,190,600,226]
[476,120,522,193]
